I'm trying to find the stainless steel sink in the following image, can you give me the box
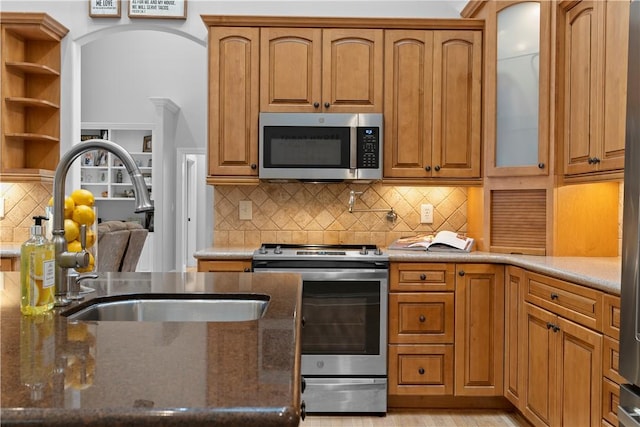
[62,294,270,322]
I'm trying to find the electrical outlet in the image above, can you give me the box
[420,203,433,224]
[239,200,252,220]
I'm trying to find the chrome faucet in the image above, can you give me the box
[52,139,154,306]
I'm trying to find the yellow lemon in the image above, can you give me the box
[76,253,95,273]
[64,219,80,242]
[70,189,95,207]
[47,196,75,218]
[67,240,82,253]
[85,229,96,248]
[64,197,75,219]
[72,205,95,226]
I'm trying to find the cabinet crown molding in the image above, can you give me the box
[201,15,484,30]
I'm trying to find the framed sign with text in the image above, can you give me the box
[89,0,121,17]
[128,0,187,19]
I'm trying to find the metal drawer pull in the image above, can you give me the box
[546,322,560,332]
[419,315,426,322]
[550,293,559,300]
[420,274,426,280]
[418,368,425,375]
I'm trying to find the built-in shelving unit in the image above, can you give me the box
[0,12,69,183]
[79,127,153,202]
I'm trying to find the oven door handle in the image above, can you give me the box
[304,378,386,390]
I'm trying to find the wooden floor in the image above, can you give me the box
[303,409,530,427]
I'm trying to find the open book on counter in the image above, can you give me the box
[388,230,475,252]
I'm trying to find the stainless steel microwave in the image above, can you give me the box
[259,112,383,182]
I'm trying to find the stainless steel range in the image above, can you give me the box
[252,243,389,414]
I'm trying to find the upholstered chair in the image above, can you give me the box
[96,226,130,272]
[121,225,149,272]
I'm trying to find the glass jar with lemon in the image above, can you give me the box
[47,188,98,275]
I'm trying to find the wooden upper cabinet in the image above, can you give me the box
[0,12,68,183]
[208,27,260,182]
[432,31,482,179]
[260,28,322,112]
[383,30,434,179]
[384,29,481,181]
[560,0,629,178]
[260,28,383,113]
[485,1,552,177]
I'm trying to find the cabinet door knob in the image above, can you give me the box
[458,270,465,276]
[250,163,257,170]
[550,293,559,300]
[313,102,320,108]
[324,102,330,108]
[418,368,425,375]
[420,274,426,280]
[419,315,426,322]
[434,165,441,172]
[538,163,545,169]
[593,157,600,164]
[425,165,431,172]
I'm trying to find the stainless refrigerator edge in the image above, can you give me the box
[619,0,640,425]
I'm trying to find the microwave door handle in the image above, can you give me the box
[350,127,357,169]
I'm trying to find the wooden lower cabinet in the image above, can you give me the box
[454,264,504,396]
[388,344,454,395]
[601,294,622,426]
[0,257,19,271]
[523,302,603,427]
[388,262,504,403]
[197,259,252,272]
[504,266,526,409]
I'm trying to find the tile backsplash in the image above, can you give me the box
[213,183,468,248]
[0,182,52,243]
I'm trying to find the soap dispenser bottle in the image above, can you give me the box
[20,216,55,315]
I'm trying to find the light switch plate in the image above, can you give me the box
[239,200,252,220]
[420,204,433,224]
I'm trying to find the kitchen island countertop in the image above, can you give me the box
[194,247,621,295]
[0,271,303,426]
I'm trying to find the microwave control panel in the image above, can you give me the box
[356,127,380,168]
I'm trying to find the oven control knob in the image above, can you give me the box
[274,245,282,254]
[258,245,267,254]
[374,248,383,255]
[360,246,368,255]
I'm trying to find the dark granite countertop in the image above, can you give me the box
[0,272,303,426]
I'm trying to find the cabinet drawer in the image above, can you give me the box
[525,271,602,330]
[602,377,620,426]
[603,294,620,339]
[388,344,453,395]
[603,336,625,384]
[389,293,454,344]
[390,263,455,292]
[197,260,252,272]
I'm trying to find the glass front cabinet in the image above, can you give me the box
[486,1,552,177]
